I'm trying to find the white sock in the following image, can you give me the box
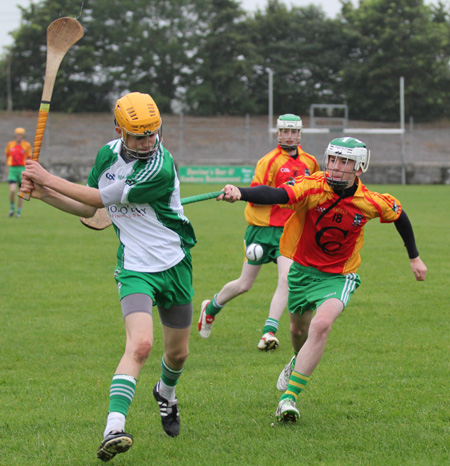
[158,380,176,401]
[103,412,126,438]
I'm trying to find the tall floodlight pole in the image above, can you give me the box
[267,68,273,144]
[400,76,406,185]
[6,53,13,111]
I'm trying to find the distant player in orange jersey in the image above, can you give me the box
[217,137,427,423]
[4,127,31,217]
[198,114,319,350]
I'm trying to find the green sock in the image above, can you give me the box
[108,374,137,416]
[206,293,224,317]
[281,370,309,402]
[161,356,184,387]
[263,318,279,334]
[10,202,14,210]
[17,208,21,215]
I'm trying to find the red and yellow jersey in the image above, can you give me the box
[245,145,319,227]
[5,140,32,166]
[280,172,402,274]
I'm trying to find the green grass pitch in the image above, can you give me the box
[0,182,448,465]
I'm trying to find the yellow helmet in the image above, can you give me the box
[114,92,162,160]
[15,127,26,135]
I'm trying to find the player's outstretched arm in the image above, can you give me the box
[218,184,289,205]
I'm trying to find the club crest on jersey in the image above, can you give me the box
[392,202,399,213]
[305,169,310,176]
[286,177,296,186]
[352,214,364,226]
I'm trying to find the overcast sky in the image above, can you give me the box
[0,0,440,53]
[0,0,32,51]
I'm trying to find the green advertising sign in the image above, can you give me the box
[178,166,254,183]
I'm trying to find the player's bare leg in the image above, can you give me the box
[258,256,293,350]
[199,262,261,338]
[98,312,153,461]
[289,309,314,353]
[8,182,16,216]
[276,299,343,422]
[116,312,154,378]
[293,299,343,376]
[216,262,262,304]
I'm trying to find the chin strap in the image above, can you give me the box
[325,176,349,192]
[280,144,298,152]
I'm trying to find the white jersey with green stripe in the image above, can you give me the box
[87,139,196,273]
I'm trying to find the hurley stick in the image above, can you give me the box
[20,17,84,200]
[180,190,225,205]
[80,191,226,231]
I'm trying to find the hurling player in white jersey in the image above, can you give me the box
[21,92,196,461]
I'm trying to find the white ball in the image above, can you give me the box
[246,243,264,261]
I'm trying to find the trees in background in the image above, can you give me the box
[182,0,262,115]
[247,1,353,116]
[338,0,450,120]
[1,0,449,121]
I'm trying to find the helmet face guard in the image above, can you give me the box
[277,114,302,151]
[114,92,162,161]
[323,137,370,191]
[120,127,162,160]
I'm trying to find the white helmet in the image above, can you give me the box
[277,114,302,151]
[323,137,370,191]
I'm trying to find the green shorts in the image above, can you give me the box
[114,251,194,310]
[288,262,361,315]
[244,225,283,265]
[8,166,25,184]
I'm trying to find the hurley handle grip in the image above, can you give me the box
[32,104,50,161]
[19,104,50,200]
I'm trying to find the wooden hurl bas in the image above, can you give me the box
[20,17,84,200]
[80,208,112,231]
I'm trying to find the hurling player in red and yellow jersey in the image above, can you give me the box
[218,137,427,423]
[5,127,31,217]
[198,114,319,351]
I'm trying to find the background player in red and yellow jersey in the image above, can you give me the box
[218,137,427,423]
[199,114,319,350]
[5,127,32,217]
